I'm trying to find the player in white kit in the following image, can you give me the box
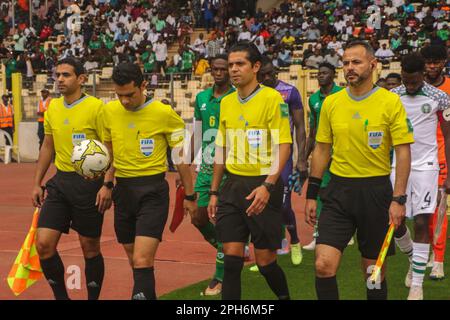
[391,53,450,300]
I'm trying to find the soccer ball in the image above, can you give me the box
[71,139,111,179]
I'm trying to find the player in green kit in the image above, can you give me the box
[304,63,344,250]
[191,54,235,295]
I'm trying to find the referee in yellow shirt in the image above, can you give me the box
[102,62,197,300]
[305,41,415,300]
[208,42,292,300]
[31,58,109,300]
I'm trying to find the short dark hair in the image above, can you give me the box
[318,62,336,73]
[420,45,447,61]
[210,54,228,65]
[260,55,272,67]
[112,62,144,87]
[228,41,262,66]
[56,57,85,76]
[345,40,375,57]
[385,72,402,81]
[401,53,425,73]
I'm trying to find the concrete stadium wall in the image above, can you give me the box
[18,122,39,162]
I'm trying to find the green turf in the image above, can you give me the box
[160,236,450,300]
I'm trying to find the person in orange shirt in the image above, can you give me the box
[0,94,14,146]
[37,89,51,150]
[421,45,450,280]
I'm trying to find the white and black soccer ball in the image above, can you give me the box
[71,139,111,179]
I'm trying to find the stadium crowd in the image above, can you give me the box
[1,0,449,90]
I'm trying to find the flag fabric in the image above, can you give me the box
[169,185,185,233]
[369,223,394,284]
[7,208,43,296]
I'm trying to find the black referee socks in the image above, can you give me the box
[222,255,244,300]
[315,275,339,300]
[85,254,104,300]
[132,267,156,300]
[367,279,387,300]
[40,253,69,300]
[258,261,290,300]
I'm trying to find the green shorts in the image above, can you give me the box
[195,172,226,207]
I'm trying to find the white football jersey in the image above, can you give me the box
[391,82,450,171]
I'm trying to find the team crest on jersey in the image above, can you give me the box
[72,133,86,146]
[368,131,383,149]
[140,139,154,157]
[421,103,431,114]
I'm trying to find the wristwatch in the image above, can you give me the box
[262,182,275,193]
[392,194,407,205]
[103,181,114,190]
[208,190,219,196]
[185,193,197,201]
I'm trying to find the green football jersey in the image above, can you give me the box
[194,86,235,175]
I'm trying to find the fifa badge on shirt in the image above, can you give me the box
[280,103,289,118]
[368,131,384,150]
[140,138,154,157]
[72,132,86,146]
[247,129,263,148]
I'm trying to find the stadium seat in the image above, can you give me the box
[99,67,113,80]
[0,129,20,164]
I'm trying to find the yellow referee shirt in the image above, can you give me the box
[316,87,414,177]
[103,99,185,178]
[44,95,104,172]
[216,86,292,176]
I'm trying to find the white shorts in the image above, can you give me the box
[390,170,438,218]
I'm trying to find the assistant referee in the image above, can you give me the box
[103,62,197,300]
[208,42,292,300]
[305,41,414,300]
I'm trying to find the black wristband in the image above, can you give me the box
[306,176,322,200]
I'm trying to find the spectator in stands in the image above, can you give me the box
[277,44,293,67]
[305,24,321,41]
[390,33,402,51]
[375,42,395,63]
[180,45,196,79]
[305,49,324,69]
[228,15,241,28]
[193,33,207,56]
[281,31,296,48]
[147,26,160,46]
[84,55,98,73]
[437,23,449,42]
[203,1,214,33]
[395,38,413,59]
[206,33,221,58]
[154,37,168,76]
[194,54,210,77]
[385,72,402,90]
[254,36,267,54]
[324,49,342,68]
[238,26,252,42]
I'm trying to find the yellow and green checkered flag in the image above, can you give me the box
[7,208,43,296]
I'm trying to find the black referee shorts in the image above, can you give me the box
[317,173,395,260]
[113,173,169,244]
[216,173,284,251]
[38,170,104,238]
